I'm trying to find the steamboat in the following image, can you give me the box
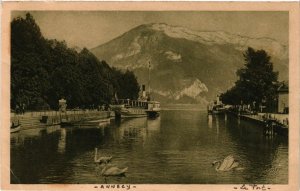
[110,61,160,119]
[207,95,226,115]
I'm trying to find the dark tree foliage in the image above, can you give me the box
[115,70,140,100]
[221,47,279,108]
[11,13,140,110]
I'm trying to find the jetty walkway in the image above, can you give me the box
[11,110,111,130]
[226,110,288,136]
[243,113,288,127]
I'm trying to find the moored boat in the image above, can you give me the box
[212,105,226,114]
[11,121,21,133]
[146,101,161,118]
[208,95,226,115]
[110,61,161,119]
[110,99,161,119]
[110,99,148,119]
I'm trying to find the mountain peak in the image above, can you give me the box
[145,22,287,58]
[91,22,288,103]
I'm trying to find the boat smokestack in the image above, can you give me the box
[142,85,146,98]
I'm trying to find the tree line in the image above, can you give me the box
[220,47,280,111]
[11,13,140,111]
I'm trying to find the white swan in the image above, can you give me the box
[212,155,241,171]
[101,164,128,176]
[94,148,112,164]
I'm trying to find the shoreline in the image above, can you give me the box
[11,110,111,131]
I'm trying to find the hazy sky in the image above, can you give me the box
[12,11,288,49]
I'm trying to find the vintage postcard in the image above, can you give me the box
[1,2,299,191]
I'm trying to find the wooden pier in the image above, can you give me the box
[11,110,111,130]
[226,110,288,136]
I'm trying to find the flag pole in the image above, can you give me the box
[148,61,151,99]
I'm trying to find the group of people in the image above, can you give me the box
[15,103,26,114]
[98,104,110,111]
[262,113,289,126]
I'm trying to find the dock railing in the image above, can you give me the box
[257,113,289,127]
[113,99,148,109]
[227,106,289,128]
[10,109,105,118]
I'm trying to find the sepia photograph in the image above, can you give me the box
[1,2,299,191]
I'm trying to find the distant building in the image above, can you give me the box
[277,81,288,113]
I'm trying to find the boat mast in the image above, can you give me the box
[148,61,151,99]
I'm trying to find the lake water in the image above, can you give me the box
[11,109,288,184]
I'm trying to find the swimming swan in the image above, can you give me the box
[101,164,128,176]
[212,155,240,171]
[94,148,112,164]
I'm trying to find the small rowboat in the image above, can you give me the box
[11,122,21,133]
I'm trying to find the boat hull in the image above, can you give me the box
[146,110,160,118]
[119,108,147,118]
[111,100,160,119]
[78,118,111,127]
[11,124,21,133]
[212,109,226,115]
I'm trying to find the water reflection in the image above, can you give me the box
[207,115,212,129]
[147,117,161,132]
[58,128,66,153]
[46,125,61,134]
[118,118,147,141]
[216,116,219,135]
[207,115,226,136]
[11,125,61,147]
[11,110,288,184]
[223,114,288,183]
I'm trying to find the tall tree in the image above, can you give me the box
[11,13,51,110]
[221,47,279,108]
[11,13,140,110]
